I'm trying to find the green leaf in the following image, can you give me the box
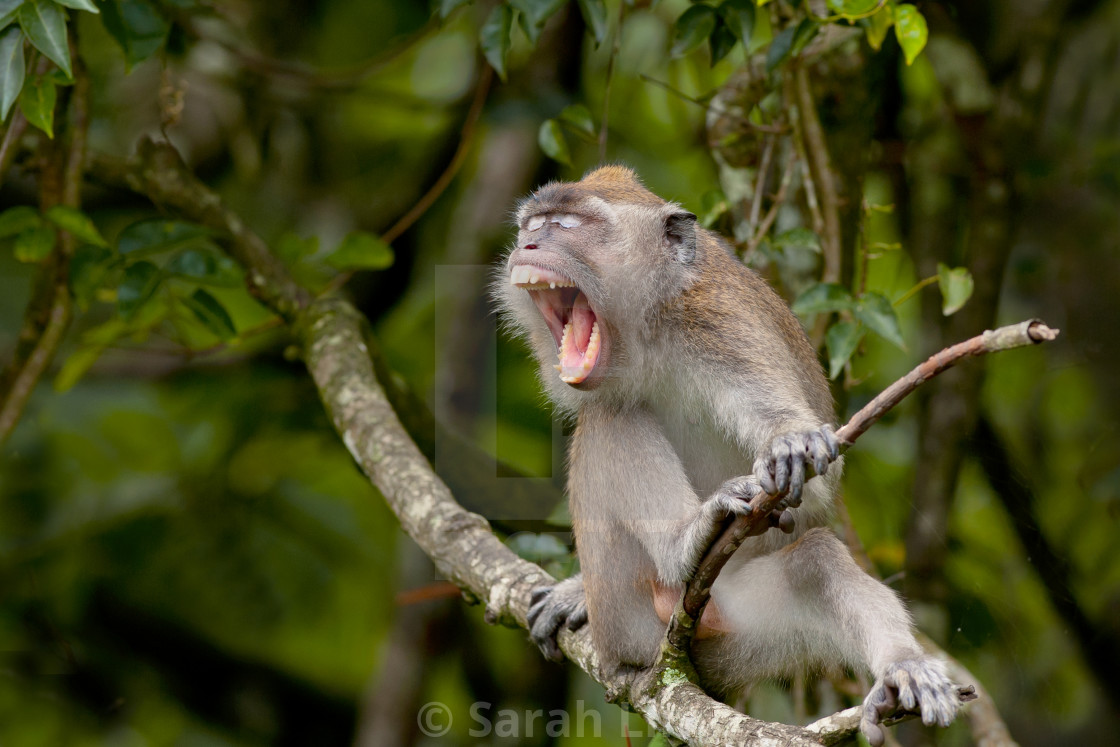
[671,4,717,58]
[0,205,42,237]
[182,288,236,339]
[19,72,55,136]
[0,25,25,120]
[100,0,170,69]
[45,205,108,246]
[825,320,865,379]
[709,16,736,65]
[275,232,319,264]
[117,218,209,256]
[936,262,974,316]
[118,259,162,318]
[69,243,114,310]
[863,4,893,50]
[55,0,99,12]
[537,118,571,166]
[18,0,70,78]
[576,0,608,47]
[829,0,881,17]
[511,0,565,45]
[765,24,795,71]
[790,18,819,56]
[54,344,107,392]
[0,0,23,28]
[791,282,854,315]
[53,318,123,391]
[166,246,243,286]
[559,103,595,136]
[894,4,927,65]
[324,231,395,271]
[439,0,471,19]
[480,3,512,82]
[719,0,755,48]
[855,291,906,348]
[773,227,821,253]
[13,223,55,261]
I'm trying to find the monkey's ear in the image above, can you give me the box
[665,211,697,264]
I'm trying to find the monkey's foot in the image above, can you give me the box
[753,424,839,507]
[860,658,968,746]
[527,574,588,662]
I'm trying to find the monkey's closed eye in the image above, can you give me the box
[525,214,583,232]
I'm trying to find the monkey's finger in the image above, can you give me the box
[875,687,898,719]
[861,719,886,747]
[566,606,589,632]
[806,430,832,476]
[529,615,565,661]
[778,509,795,533]
[894,669,917,711]
[771,437,794,494]
[527,591,554,628]
[752,455,777,495]
[786,459,806,506]
[822,424,840,460]
[530,587,554,608]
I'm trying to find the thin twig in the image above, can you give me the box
[743,145,796,259]
[748,135,776,232]
[0,111,28,191]
[793,65,841,285]
[663,319,1060,657]
[177,13,440,91]
[0,57,90,446]
[323,63,493,295]
[639,74,789,134]
[599,2,626,161]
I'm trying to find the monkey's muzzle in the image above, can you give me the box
[510,264,601,385]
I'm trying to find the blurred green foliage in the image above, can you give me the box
[0,0,1118,746]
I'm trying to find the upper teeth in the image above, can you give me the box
[509,265,576,288]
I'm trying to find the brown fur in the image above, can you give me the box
[500,167,964,742]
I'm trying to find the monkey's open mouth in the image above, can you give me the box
[510,264,601,385]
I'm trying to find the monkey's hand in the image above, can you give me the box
[710,475,796,536]
[527,575,588,662]
[860,658,968,747]
[753,424,840,508]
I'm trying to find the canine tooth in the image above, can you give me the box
[549,282,555,289]
[554,364,562,371]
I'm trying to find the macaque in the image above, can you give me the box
[496,166,965,744]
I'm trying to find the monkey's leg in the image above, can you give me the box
[707,528,964,745]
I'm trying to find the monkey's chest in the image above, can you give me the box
[653,408,749,497]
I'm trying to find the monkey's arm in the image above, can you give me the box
[573,406,764,586]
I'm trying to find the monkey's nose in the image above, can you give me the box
[524,243,538,250]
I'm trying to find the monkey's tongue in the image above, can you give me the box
[557,296,599,384]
